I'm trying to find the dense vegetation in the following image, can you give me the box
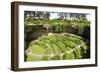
[25,33,90,61]
[24,11,90,61]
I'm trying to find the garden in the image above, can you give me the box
[24,11,90,61]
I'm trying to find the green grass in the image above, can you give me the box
[25,33,90,61]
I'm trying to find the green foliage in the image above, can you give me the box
[26,33,90,61]
[30,45,45,55]
[43,56,50,61]
[51,55,61,60]
[74,48,83,59]
[24,12,90,61]
[26,55,42,61]
[63,52,75,60]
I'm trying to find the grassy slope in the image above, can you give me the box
[26,33,89,61]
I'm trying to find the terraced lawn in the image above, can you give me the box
[25,33,90,61]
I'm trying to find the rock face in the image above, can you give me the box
[25,33,90,61]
